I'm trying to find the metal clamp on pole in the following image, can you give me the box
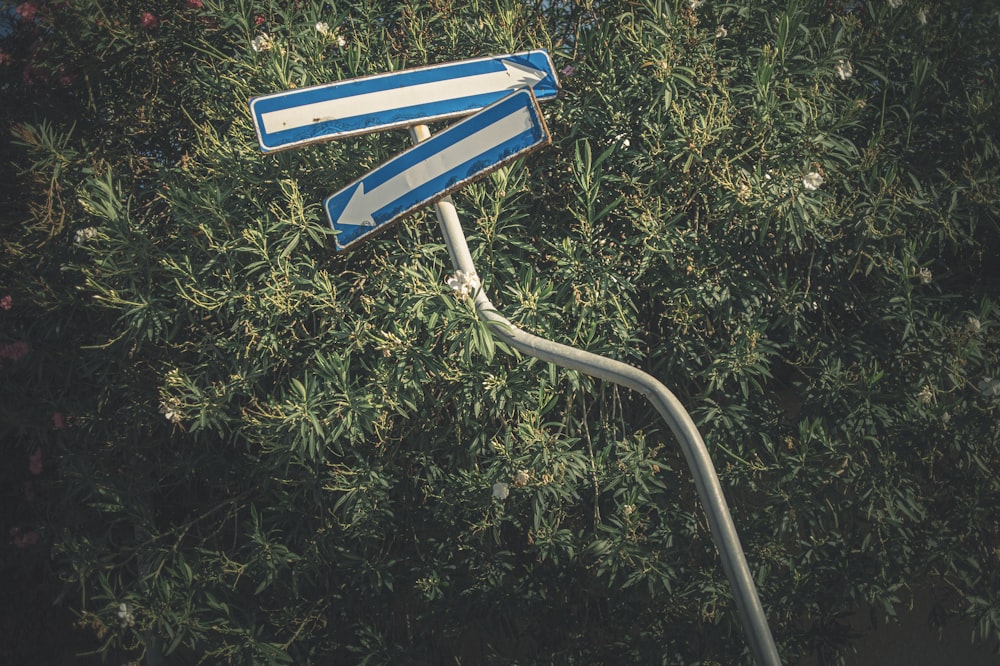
[410,124,782,666]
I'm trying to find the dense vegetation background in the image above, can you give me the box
[2,0,998,663]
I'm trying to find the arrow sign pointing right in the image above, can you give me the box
[325,87,549,251]
[250,49,558,153]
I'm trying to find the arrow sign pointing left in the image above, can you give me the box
[250,49,558,153]
[325,87,549,251]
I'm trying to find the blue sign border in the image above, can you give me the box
[250,50,558,153]
[325,87,549,251]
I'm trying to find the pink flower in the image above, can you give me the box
[0,295,11,310]
[185,0,203,8]
[22,65,41,86]
[140,11,159,29]
[52,412,67,429]
[29,447,43,475]
[255,14,265,25]
[10,527,40,549]
[560,65,577,77]
[0,341,30,362]
[16,2,39,21]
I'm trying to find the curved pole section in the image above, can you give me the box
[410,125,780,665]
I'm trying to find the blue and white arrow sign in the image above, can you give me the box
[325,87,548,251]
[250,50,558,152]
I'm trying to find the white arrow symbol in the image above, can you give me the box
[333,100,534,227]
[261,60,546,136]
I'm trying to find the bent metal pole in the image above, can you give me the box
[410,124,781,666]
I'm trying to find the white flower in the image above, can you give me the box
[623,504,636,516]
[337,35,347,48]
[251,33,273,52]
[514,470,530,487]
[835,59,853,80]
[74,227,98,244]
[689,0,703,9]
[966,316,982,335]
[918,385,933,404]
[159,400,181,425]
[888,0,903,8]
[446,270,480,299]
[614,132,631,149]
[715,25,728,38]
[492,481,509,500]
[978,378,1000,397]
[315,21,330,35]
[802,172,824,191]
[918,267,932,284]
[916,7,928,24]
[118,602,135,627]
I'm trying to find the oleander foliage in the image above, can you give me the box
[2,0,999,663]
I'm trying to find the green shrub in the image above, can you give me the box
[2,0,998,663]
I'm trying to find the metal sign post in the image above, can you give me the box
[410,122,782,666]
